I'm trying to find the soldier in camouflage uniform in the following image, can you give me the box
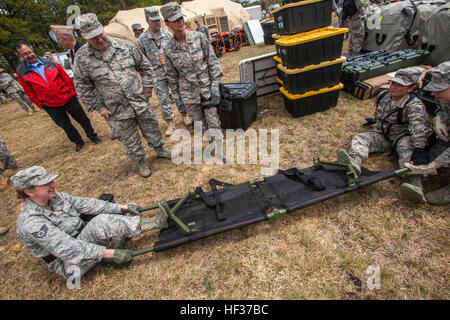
[195,19,211,43]
[337,67,433,201]
[0,139,18,190]
[161,3,224,144]
[131,23,145,39]
[403,61,450,205]
[72,13,171,178]
[11,166,171,280]
[341,0,368,55]
[0,68,37,115]
[138,7,188,137]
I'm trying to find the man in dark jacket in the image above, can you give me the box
[50,25,84,68]
[15,42,101,152]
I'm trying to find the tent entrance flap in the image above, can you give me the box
[152,164,400,252]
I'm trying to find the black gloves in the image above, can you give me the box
[410,147,429,165]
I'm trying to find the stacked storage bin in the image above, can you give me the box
[271,0,348,118]
[262,21,276,45]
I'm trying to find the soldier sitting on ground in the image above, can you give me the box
[403,61,450,205]
[337,67,433,202]
[11,166,171,281]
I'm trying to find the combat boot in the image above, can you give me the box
[337,149,362,176]
[154,145,171,159]
[425,185,450,205]
[182,113,192,126]
[31,105,39,112]
[137,158,151,178]
[140,200,170,232]
[0,175,8,191]
[165,119,175,137]
[400,175,426,203]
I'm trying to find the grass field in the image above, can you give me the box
[0,41,448,300]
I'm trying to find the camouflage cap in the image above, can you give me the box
[131,23,144,31]
[144,7,161,21]
[390,67,423,86]
[423,61,450,92]
[75,13,104,39]
[10,166,58,191]
[160,2,185,22]
[44,52,52,57]
[49,25,74,36]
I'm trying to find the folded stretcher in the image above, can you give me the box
[132,160,407,256]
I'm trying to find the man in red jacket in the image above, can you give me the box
[15,42,101,152]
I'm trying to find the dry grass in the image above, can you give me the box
[0,41,448,300]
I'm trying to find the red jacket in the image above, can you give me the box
[16,57,77,108]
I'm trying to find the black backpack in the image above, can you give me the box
[342,0,358,20]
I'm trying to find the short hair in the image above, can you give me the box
[14,41,29,54]
[57,33,75,40]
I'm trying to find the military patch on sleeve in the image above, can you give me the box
[32,225,48,239]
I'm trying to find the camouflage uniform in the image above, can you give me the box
[138,28,176,121]
[0,139,18,174]
[346,0,368,54]
[72,18,165,163]
[11,166,169,279]
[164,30,223,131]
[16,192,142,279]
[196,25,211,43]
[348,68,433,169]
[0,72,35,112]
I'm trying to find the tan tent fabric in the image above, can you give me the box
[104,0,250,41]
[181,0,251,29]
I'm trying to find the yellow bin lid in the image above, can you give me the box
[277,56,346,75]
[275,27,348,47]
[280,83,344,100]
[273,55,282,64]
[272,0,328,14]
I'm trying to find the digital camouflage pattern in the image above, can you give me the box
[391,67,423,86]
[10,166,57,191]
[73,37,164,162]
[346,0,369,53]
[0,139,18,174]
[432,101,449,167]
[16,192,141,279]
[75,13,104,40]
[424,61,450,92]
[164,30,223,129]
[138,28,175,121]
[347,91,432,168]
[0,72,35,112]
[196,25,211,42]
[160,2,184,22]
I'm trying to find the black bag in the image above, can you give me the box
[342,0,357,20]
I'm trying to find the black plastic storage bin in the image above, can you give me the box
[261,21,276,34]
[273,0,333,36]
[278,56,346,95]
[264,34,276,45]
[280,83,343,118]
[276,27,348,69]
[219,82,259,130]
